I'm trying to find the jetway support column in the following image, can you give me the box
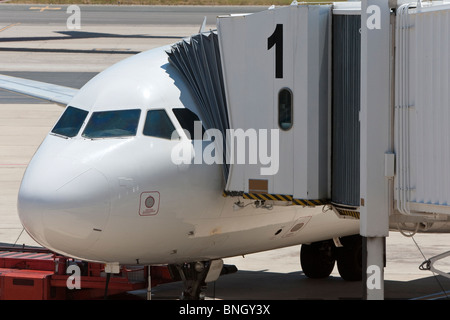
[360,0,392,300]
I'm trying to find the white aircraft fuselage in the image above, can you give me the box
[17,45,359,265]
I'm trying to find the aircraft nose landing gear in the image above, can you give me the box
[169,259,237,300]
[177,261,210,300]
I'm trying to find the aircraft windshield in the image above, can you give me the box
[143,109,177,140]
[172,108,205,139]
[82,109,141,139]
[51,106,89,138]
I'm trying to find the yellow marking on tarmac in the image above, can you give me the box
[29,6,61,12]
[0,23,21,33]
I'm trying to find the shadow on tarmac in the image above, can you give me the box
[148,269,450,300]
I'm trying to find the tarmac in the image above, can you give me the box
[1,4,450,301]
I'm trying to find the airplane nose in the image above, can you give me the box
[17,157,111,258]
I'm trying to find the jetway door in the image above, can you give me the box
[218,5,331,201]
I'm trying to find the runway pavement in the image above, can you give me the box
[0,4,266,26]
[1,4,450,301]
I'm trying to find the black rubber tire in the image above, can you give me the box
[300,240,335,279]
[336,235,362,281]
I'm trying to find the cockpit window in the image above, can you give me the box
[143,109,177,140]
[82,109,141,139]
[51,106,88,138]
[172,108,205,140]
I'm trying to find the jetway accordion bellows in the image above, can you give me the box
[166,31,230,181]
[331,14,361,208]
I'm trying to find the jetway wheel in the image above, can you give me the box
[300,240,335,279]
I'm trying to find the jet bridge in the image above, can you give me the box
[167,1,450,213]
[168,5,332,204]
[167,1,450,299]
[217,5,331,204]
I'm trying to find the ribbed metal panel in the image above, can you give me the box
[395,5,450,213]
[331,14,361,207]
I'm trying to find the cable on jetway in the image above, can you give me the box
[412,236,449,300]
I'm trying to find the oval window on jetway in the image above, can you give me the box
[278,88,293,131]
